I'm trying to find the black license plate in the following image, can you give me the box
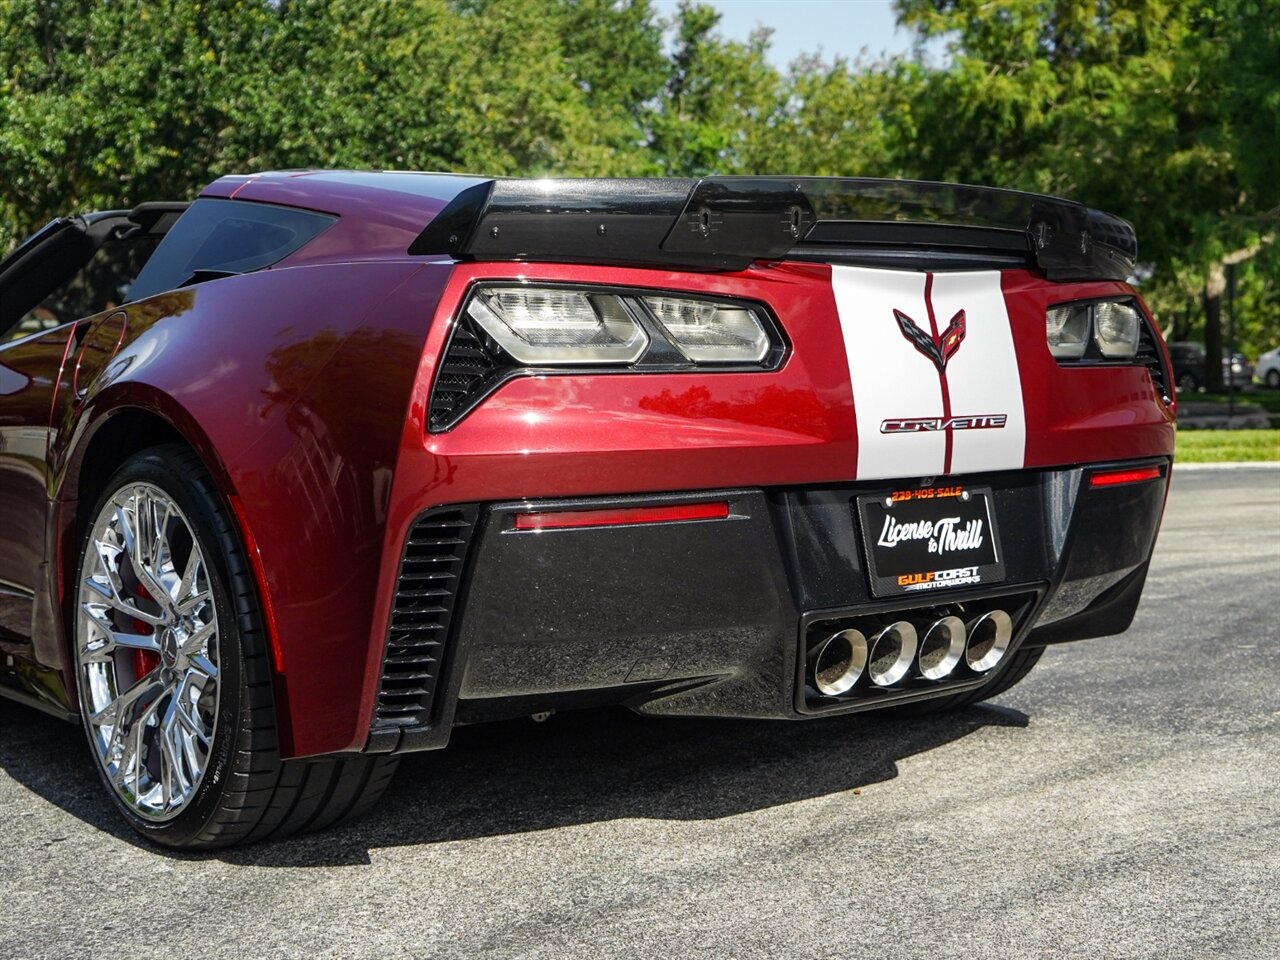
[856,485,1006,597]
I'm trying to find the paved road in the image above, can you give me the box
[2,466,1278,959]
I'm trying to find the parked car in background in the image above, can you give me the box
[1167,341,1254,391]
[1255,346,1280,388]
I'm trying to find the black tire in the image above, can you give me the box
[883,645,1046,717]
[74,444,396,849]
[1266,369,1280,389]
[1176,371,1200,392]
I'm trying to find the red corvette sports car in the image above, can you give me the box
[0,172,1174,848]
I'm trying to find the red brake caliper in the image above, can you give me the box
[130,581,161,679]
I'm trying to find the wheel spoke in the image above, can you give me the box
[174,548,205,609]
[83,564,169,627]
[89,672,165,730]
[113,501,137,559]
[189,654,218,682]
[159,696,192,806]
[175,591,212,617]
[178,621,216,657]
[80,604,161,656]
[108,694,159,793]
[174,696,210,750]
[127,489,173,612]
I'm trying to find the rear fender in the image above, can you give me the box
[46,261,453,756]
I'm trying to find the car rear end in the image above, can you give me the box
[358,177,1176,753]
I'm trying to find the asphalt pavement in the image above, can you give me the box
[2,465,1278,959]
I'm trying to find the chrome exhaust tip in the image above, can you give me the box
[917,615,966,681]
[867,621,918,687]
[809,629,868,696]
[965,609,1013,672]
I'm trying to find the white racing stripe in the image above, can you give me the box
[831,264,1026,480]
[928,271,1026,474]
[831,265,943,478]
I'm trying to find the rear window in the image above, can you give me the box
[127,198,335,301]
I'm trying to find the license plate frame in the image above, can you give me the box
[855,485,1006,598]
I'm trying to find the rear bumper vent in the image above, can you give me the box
[371,506,478,734]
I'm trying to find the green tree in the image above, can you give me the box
[0,0,671,249]
[3,0,1277,369]
[650,2,907,178]
[894,0,1280,376]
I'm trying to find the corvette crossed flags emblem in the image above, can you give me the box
[893,307,967,373]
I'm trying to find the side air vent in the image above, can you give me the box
[372,506,478,731]
[1136,320,1171,405]
[427,315,509,432]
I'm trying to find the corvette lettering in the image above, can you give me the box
[881,414,1008,434]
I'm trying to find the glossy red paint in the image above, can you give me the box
[513,501,730,531]
[1002,271,1176,466]
[35,260,451,755]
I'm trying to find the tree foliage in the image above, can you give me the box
[1,0,1276,352]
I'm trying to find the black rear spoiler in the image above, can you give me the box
[409,176,1136,281]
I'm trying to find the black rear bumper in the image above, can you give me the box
[366,459,1169,754]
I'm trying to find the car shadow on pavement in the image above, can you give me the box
[0,697,1028,865]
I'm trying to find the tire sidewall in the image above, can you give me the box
[73,448,246,847]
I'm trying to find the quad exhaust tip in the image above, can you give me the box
[917,615,966,681]
[868,621,918,687]
[809,628,868,696]
[808,608,1014,697]
[965,609,1013,673]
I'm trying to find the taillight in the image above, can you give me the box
[428,281,786,431]
[463,283,778,367]
[1046,298,1143,362]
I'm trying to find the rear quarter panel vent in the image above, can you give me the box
[372,506,478,732]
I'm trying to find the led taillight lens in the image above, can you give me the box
[1093,301,1141,358]
[1046,299,1143,361]
[467,287,648,364]
[1046,303,1091,359]
[462,284,779,368]
[641,296,771,363]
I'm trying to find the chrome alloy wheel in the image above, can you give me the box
[77,482,220,821]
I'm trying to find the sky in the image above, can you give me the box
[649,0,936,68]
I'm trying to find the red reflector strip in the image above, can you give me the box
[514,501,730,531]
[1089,466,1163,489]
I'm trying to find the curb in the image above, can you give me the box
[1172,461,1280,471]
